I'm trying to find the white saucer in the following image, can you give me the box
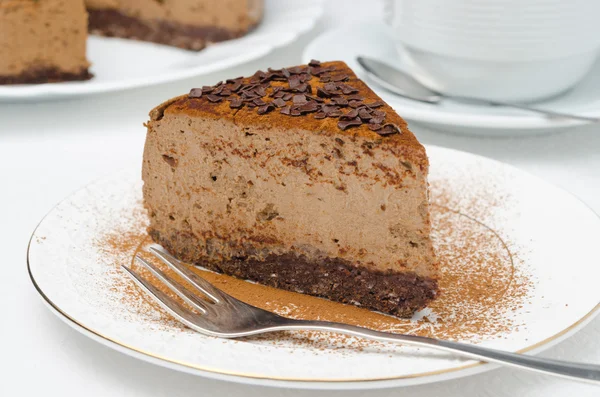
[303,22,600,136]
[0,0,323,102]
[28,146,600,389]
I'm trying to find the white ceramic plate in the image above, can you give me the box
[0,0,323,102]
[28,146,600,390]
[302,22,600,136]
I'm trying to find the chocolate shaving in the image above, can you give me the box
[316,88,331,98]
[308,59,321,67]
[254,86,267,97]
[287,66,305,75]
[376,123,402,136]
[323,82,338,92]
[280,106,291,115]
[332,96,349,106]
[309,66,335,76]
[358,108,372,120]
[288,75,301,89]
[252,98,266,106]
[298,101,319,113]
[282,93,294,101]
[337,117,363,130]
[308,67,322,76]
[189,88,203,98]
[331,74,349,82]
[338,84,359,95]
[314,112,327,119]
[292,94,307,105]
[250,70,267,83]
[340,109,359,120]
[229,98,243,109]
[368,124,383,131]
[305,94,324,103]
[295,83,309,93]
[241,90,259,100]
[240,83,258,92]
[272,98,286,108]
[206,94,222,103]
[257,104,275,115]
[299,73,311,83]
[229,81,242,92]
[366,100,385,108]
[212,85,224,95]
[321,104,339,114]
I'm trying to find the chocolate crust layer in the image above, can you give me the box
[88,9,258,51]
[150,229,438,318]
[0,67,92,85]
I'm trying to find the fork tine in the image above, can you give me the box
[134,255,211,314]
[148,247,229,303]
[121,265,209,334]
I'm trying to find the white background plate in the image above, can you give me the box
[302,22,600,135]
[0,0,323,102]
[27,146,600,389]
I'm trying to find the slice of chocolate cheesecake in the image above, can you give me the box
[0,0,91,85]
[86,0,263,51]
[142,60,438,317]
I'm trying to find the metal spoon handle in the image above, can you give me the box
[281,320,600,384]
[357,55,600,123]
[449,95,600,123]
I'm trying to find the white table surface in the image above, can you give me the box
[2,1,599,395]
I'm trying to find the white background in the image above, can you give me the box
[2,1,599,395]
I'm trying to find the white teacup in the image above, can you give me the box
[384,0,600,102]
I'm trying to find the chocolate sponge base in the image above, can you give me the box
[0,67,92,85]
[88,8,257,51]
[150,228,438,318]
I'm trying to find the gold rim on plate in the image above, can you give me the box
[27,232,600,385]
[25,155,600,385]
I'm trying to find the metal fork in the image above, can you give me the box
[122,247,600,384]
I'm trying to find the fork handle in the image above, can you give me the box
[280,320,600,384]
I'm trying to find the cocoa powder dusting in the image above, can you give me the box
[97,182,531,353]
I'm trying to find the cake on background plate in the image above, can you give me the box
[0,0,263,84]
[142,60,438,317]
[0,0,92,84]
[86,0,263,51]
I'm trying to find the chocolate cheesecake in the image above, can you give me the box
[142,61,438,317]
[1,1,262,85]
[86,0,263,50]
[0,0,92,84]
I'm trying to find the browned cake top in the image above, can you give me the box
[150,60,427,165]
